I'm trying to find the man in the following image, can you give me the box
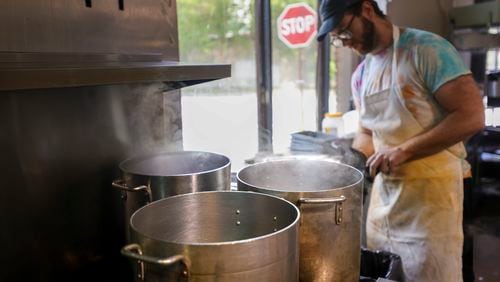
[317,0,484,281]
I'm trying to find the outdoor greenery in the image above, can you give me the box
[178,0,254,62]
[177,0,336,93]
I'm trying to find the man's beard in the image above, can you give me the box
[357,16,376,55]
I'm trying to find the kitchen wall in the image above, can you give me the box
[0,84,182,281]
[387,0,454,38]
[0,1,184,281]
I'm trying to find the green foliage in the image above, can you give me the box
[178,0,255,62]
[177,0,335,89]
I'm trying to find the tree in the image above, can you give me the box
[177,0,333,90]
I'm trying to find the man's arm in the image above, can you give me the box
[367,74,485,177]
[351,96,375,159]
[399,74,484,159]
[352,124,375,158]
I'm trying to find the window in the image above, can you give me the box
[178,0,334,170]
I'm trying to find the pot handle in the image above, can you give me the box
[121,243,190,282]
[298,195,346,225]
[112,179,152,203]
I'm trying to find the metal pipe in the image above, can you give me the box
[255,0,273,152]
[316,0,331,131]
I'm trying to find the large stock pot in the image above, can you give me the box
[237,157,363,282]
[121,191,300,282]
[112,151,231,240]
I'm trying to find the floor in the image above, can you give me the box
[466,127,500,282]
[469,178,500,282]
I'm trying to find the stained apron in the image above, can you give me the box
[360,25,463,282]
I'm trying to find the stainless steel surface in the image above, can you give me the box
[0,0,231,91]
[299,195,346,225]
[0,83,182,281]
[0,0,231,280]
[450,31,500,51]
[237,158,363,282]
[298,196,346,204]
[448,0,500,52]
[112,180,149,193]
[112,180,152,207]
[449,0,500,29]
[121,244,188,282]
[0,0,178,58]
[125,191,300,282]
[116,151,231,241]
[0,59,231,91]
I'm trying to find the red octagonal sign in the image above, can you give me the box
[277,3,318,48]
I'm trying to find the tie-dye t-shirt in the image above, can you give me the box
[351,28,472,175]
[351,28,471,131]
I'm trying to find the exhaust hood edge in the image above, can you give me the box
[0,61,231,92]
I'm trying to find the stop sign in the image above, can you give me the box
[277,3,318,48]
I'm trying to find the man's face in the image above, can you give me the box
[331,13,377,55]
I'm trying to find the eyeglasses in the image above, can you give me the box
[330,14,356,47]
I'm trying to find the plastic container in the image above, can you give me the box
[342,110,359,137]
[322,112,344,137]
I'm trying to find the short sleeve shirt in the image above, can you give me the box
[351,28,471,131]
[351,28,472,173]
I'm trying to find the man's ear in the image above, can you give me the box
[361,1,374,20]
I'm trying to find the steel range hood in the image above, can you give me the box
[0,0,231,92]
[0,1,231,280]
[0,52,230,91]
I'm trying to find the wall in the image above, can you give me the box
[0,0,185,280]
[0,85,182,281]
[387,0,454,38]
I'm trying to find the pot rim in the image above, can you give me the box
[236,158,363,193]
[130,191,301,246]
[119,150,231,177]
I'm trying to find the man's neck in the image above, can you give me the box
[371,20,394,55]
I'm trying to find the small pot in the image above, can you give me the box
[112,151,231,241]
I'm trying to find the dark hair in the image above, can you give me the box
[347,0,386,18]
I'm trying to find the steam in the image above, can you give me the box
[238,158,363,192]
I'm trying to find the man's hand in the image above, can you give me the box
[366,146,412,178]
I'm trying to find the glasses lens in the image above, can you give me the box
[339,34,349,40]
[330,30,352,47]
[332,38,344,47]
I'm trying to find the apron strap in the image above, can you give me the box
[360,25,400,100]
[391,25,400,88]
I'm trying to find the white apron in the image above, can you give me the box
[361,25,464,282]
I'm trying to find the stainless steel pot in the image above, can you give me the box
[112,151,231,240]
[237,157,363,282]
[121,191,300,282]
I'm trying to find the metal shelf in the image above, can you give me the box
[0,53,231,91]
[449,0,500,29]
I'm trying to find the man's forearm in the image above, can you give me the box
[399,109,484,161]
[352,130,374,158]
